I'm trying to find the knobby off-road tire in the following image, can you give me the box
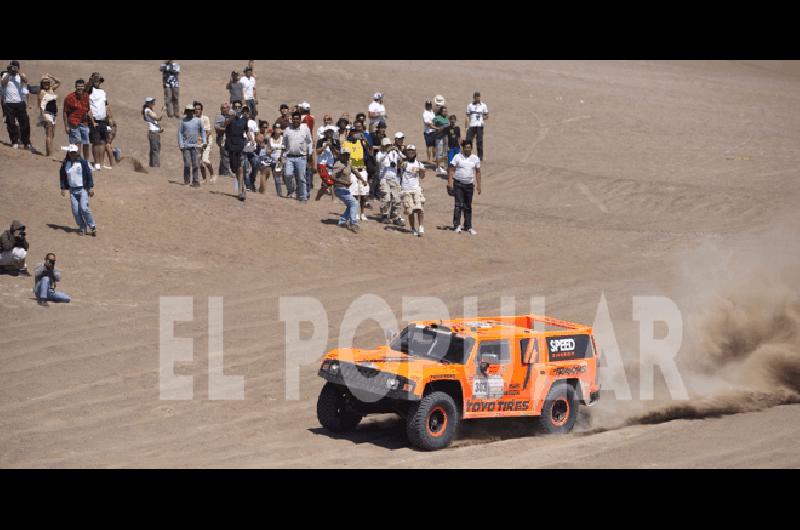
[317,382,363,432]
[538,382,580,434]
[406,391,460,450]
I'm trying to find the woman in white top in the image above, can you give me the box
[142,97,165,167]
[37,74,61,157]
[268,123,286,197]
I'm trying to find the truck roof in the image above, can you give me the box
[414,314,592,340]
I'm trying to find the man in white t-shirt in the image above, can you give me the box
[368,92,386,134]
[239,66,257,118]
[194,101,215,183]
[465,91,489,160]
[447,140,482,235]
[399,145,426,237]
[422,100,437,164]
[1,60,32,149]
[88,74,112,170]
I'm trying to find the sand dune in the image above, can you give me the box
[1,60,799,467]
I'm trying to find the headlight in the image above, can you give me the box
[385,378,399,390]
[321,360,340,374]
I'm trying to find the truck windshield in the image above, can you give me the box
[389,326,474,364]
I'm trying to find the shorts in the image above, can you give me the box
[68,124,90,145]
[40,112,56,127]
[401,189,425,213]
[229,150,243,172]
[424,131,437,147]
[349,168,369,196]
[89,120,108,144]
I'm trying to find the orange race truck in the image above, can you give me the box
[316,314,601,450]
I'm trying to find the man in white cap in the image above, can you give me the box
[59,144,97,237]
[368,92,386,134]
[298,101,316,196]
[377,137,404,225]
[399,144,426,237]
[178,104,207,186]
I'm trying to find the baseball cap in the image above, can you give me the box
[373,92,383,100]
[184,104,195,111]
[394,132,404,139]
[406,144,416,151]
[300,101,310,110]
[376,120,386,129]
[144,97,155,104]
[67,144,79,153]
[381,138,391,146]
[434,94,445,106]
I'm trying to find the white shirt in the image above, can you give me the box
[89,88,107,120]
[466,102,489,128]
[144,108,160,132]
[423,109,436,134]
[368,101,386,122]
[400,160,424,192]
[243,119,258,152]
[65,160,84,188]
[239,76,256,100]
[450,153,481,184]
[1,73,26,104]
[380,150,401,182]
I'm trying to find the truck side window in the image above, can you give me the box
[478,340,511,364]
[519,338,530,364]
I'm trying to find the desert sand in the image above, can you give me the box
[1,60,799,467]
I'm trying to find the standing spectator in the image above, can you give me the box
[254,120,270,193]
[268,122,286,197]
[2,60,32,150]
[368,92,386,133]
[178,104,207,187]
[226,71,243,105]
[314,127,340,201]
[194,101,215,183]
[104,117,119,166]
[399,145,426,237]
[240,66,257,117]
[88,73,113,170]
[369,121,387,199]
[317,114,336,139]
[214,102,231,177]
[143,97,164,167]
[336,116,350,146]
[443,114,461,165]
[63,79,92,160]
[59,145,97,237]
[282,111,313,202]
[331,150,359,233]
[300,102,316,196]
[160,60,181,118]
[0,219,29,276]
[447,140,481,235]
[465,91,489,160]
[275,103,291,130]
[37,74,61,158]
[422,100,437,165]
[433,105,449,174]
[393,131,407,161]
[342,128,369,220]
[224,100,249,201]
[377,138,404,226]
[33,253,71,306]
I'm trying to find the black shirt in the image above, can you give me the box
[445,125,461,148]
[224,115,248,152]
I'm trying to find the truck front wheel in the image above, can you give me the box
[317,383,363,432]
[538,383,579,434]
[406,391,460,450]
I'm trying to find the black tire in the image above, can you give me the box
[406,391,460,450]
[538,383,579,434]
[316,382,363,432]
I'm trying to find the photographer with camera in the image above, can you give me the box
[33,253,71,306]
[377,138,405,226]
[159,60,181,118]
[0,219,30,276]
[1,60,32,150]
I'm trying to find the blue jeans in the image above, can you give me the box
[285,156,307,200]
[270,161,283,196]
[69,124,90,145]
[70,188,95,232]
[34,275,71,303]
[335,187,358,225]
[181,147,200,184]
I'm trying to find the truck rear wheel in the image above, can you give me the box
[538,383,579,434]
[317,382,363,432]
[406,391,460,450]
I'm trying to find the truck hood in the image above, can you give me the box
[324,346,448,378]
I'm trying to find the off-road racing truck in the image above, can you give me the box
[316,314,601,450]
